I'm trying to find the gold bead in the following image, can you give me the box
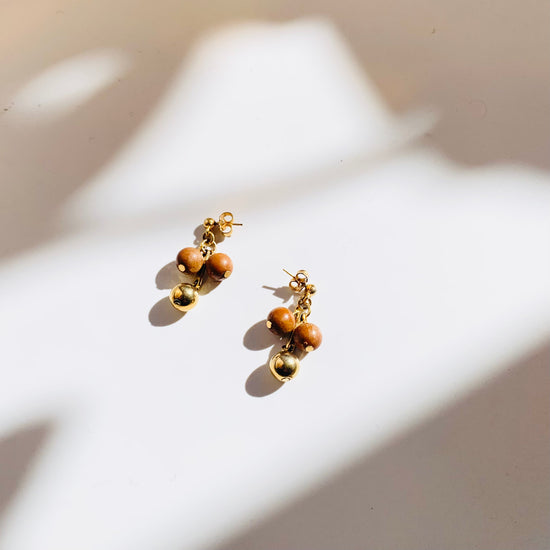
[204,217,216,228]
[306,284,317,295]
[169,283,199,311]
[269,351,300,382]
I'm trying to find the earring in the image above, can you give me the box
[266,269,322,382]
[169,212,241,312]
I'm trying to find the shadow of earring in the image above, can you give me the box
[149,260,223,326]
[243,319,286,396]
[149,296,187,326]
[245,344,285,397]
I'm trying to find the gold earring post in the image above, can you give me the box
[217,212,243,237]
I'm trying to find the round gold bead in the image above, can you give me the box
[269,351,300,382]
[293,323,322,352]
[204,217,216,228]
[169,283,199,311]
[176,247,204,273]
[266,307,296,337]
[206,252,233,281]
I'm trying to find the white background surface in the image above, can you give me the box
[1,2,549,549]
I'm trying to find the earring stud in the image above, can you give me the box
[169,212,241,312]
[266,269,322,381]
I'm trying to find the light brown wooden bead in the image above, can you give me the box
[176,247,204,273]
[266,307,296,337]
[206,253,233,281]
[293,323,322,352]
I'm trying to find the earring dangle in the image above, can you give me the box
[266,270,322,382]
[169,212,241,312]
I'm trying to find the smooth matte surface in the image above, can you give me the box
[1,3,549,550]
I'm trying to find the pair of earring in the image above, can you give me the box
[166,212,322,382]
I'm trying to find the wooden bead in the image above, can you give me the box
[176,247,204,273]
[206,253,233,281]
[293,323,322,352]
[266,307,295,337]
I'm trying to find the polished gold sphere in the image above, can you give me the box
[269,351,300,382]
[169,283,199,312]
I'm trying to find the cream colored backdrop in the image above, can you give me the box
[1,2,549,549]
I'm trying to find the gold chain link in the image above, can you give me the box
[199,228,216,258]
[279,269,317,353]
[295,295,312,323]
[198,212,241,258]
[283,269,316,324]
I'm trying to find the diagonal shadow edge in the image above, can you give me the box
[0,422,53,534]
[208,343,550,550]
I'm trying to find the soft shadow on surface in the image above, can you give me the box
[0,0,193,260]
[246,341,299,397]
[149,261,223,326]
[149,296,186,327]
[0,422,52,523]
[245,364,283,397]
[242,296,286,397]
[243,320,275,351]
[150,262,187,326]
[199,276,222,297]
[155,261,221,296]
[193,225,204,246]
[155,262,183,290]
[2,0,548,263]
[261,285,293,302]
[222,344,550,549]
[193,224,227,247]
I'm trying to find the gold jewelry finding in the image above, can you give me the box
[169,212,241,312]
[266,269,322,381]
